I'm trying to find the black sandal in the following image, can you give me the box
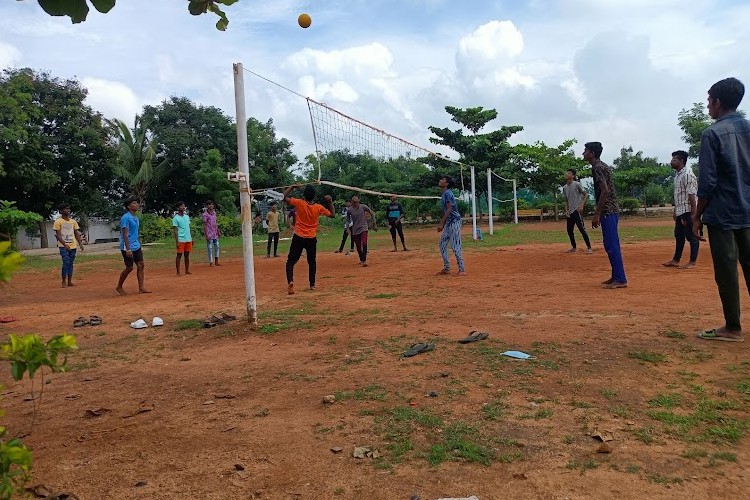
[402,342,435,358]
[458,331,489,344]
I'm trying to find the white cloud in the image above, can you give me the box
[457,20,524,63]
[81,77,141,123]
[284,43,394,80]
[0,41,21,69]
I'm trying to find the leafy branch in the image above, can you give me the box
[31,0,239,30]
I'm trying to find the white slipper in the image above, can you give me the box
[152,317,164,327]
[130,319,148,329]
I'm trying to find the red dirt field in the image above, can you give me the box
[1,220,749,500]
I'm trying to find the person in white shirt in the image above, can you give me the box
[562,169,592,254]
[662,150,699,269]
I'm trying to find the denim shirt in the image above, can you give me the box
[698,112,750,229]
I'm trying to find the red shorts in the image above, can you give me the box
[177,241,193,254]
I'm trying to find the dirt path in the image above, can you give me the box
[1,224,749,499]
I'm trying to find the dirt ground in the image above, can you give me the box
[1,219,749,500]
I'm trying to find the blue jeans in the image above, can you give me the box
[59,247,77,280]
[440,219,465,272]
[601,214,626,283]
[207,239,220,263]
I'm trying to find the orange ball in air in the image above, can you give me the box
[298,13,312,29]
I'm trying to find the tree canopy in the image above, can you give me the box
[27,0,237,30]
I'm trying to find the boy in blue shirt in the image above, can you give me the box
[437,175,466,276]
[387,195,409,252]
[116,198,150,295]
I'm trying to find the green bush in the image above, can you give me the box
[217,214,242,237]
[620,198,641,214]
[534,201,554,213]
[139,214,173,243]
[645,184,666,207]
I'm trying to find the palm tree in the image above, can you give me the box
[111,116,171,208]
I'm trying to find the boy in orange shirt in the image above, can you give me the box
[282,183,334,294]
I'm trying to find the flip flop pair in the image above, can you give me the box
[402,342,435,358]
[458,331,489,344]
[203,313,237,328]
[74,315,102,328]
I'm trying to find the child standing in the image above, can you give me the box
[172,201,193,276]
[335,200,355,255]
[266,202,280,258]
[202,200,221,266]
[53,203,84,288]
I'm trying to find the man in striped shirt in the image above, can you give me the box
[662,150,700,269]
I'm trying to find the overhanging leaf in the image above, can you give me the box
[36,0,68,16]
[188,0,208,16]
[90,0,116,13]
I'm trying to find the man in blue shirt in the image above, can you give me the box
[436,175,465,276]
[387,195,409,252]
[116,198,150,295]
[694,77,750,342]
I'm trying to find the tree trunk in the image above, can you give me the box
[554,192,559,222]
[38,220,49,249]
[643,193,647,217]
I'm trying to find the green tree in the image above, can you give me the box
[246,117,298,190]
[193,149,237,214]
[111,117,171,209]
[0,68,116,247]
[611,146,671,215]
[428,106,523,216]
[511,140,585,220]
[141,97,237,212]
[26,0,237,30]
[677,102,746,159]
[0,202,43,249]
[677,102,713,158]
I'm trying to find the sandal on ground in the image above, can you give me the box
[89,315,103,326]
[220,313,237,321]
[697,329,744,342]
[402,342,435,358]
[458,331,489,344]
[435,269,451,275]
[209,315,227,325]
[73,317,89,328]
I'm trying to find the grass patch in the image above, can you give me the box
[335,384,387,402]
[427,422,494,466]
[662,330,686,339]
[519,408,553,420]
[566,459,598,473]
[367,293,397,299]
[175,319,203,330]
[628,351,667,363]
[648,393,682,409]
[648,474,683,485]
[482,399,508,421]
[634,427,656,444]
[647,397,747,443]
[626,464,642,474]
[601,389,617,399]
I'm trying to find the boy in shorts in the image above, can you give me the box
[172,201,193,275]
[116,198,150,295]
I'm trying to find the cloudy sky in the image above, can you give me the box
[2,0,749,168]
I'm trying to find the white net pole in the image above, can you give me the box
[487,167,493,235]
[232,63,258,326]
[470,165,477,239]
[513,179,519,224]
